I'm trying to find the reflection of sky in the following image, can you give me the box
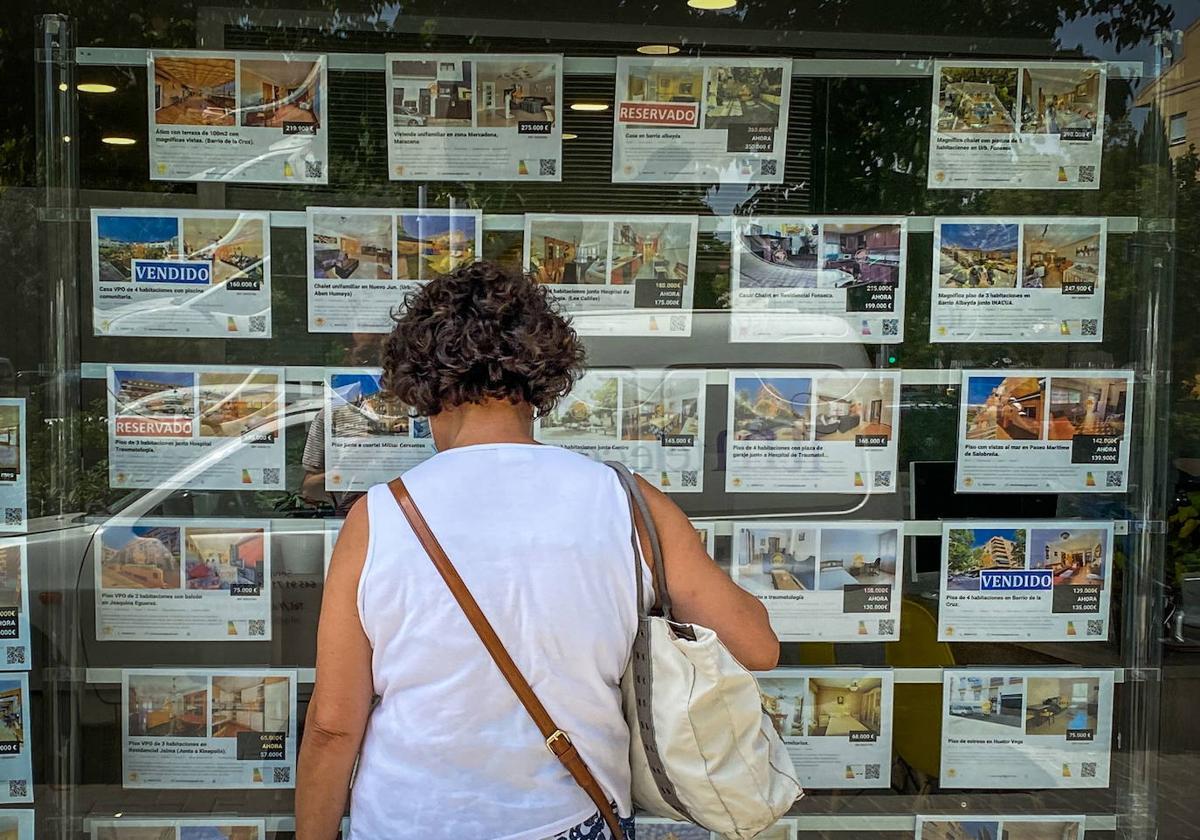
[822,528,896,562]
[961,527,1022,549]
[97,215,178,244]
[734,376,812,411]
[100,525,174,552]
[940,223,1019,252]
[114,369,194,390]
[331,373,383,406]
[965,376,1005,406]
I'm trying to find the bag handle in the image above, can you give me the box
[605,461,672,621]
[388,479,625,840]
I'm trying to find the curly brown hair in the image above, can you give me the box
[381,261,585,417]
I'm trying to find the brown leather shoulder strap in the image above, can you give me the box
[388,478,625,840]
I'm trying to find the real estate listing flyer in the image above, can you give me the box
[612,57,792,184]
[928,60,1106,190]
[731,521,901,641]
[725,369,901,494]
[386,53,564,181]
[307,207,482,333]
[0,399,27,534]
[637,818,797,840]
[323,369,437,490]
[0,541,29,671]
[939,521,1114,642]
[693,519,716,558]
[322,520,341,578]
[91,818,265,840]
[0,811,32,840]
[0,674,32,802]
[930,217,1107,342]
[122,668,297,789]
[523,214,699,337]
[534,368,706,493]
[148,50,329,184]
[956,369,1134,493]
[94,518,272,642]
[91,208,273,338]
[106,364,286,491]
[730,216,907,344]
[756,668,894,788]
[940,668,1114,788]
[916,814,1086,840]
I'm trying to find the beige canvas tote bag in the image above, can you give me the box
[607,462,803,839]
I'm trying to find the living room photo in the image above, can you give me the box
[735,525,817,593]
[812,375,895,443]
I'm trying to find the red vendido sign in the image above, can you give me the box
[618,102,699,127]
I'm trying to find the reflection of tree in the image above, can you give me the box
[1012,530,1027,567]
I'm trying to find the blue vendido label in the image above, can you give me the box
[131,259,212,285]
[980,569,1053,590]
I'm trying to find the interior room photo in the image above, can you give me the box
[1029,528,1106,586]
[95,828,174,840]
[619,375,701,441]
[820,223,903,288]
[817,528,898,589]
[918,821,1000,840]
[1047,376,1128,440]
[702,65,784,128]
[807,676,884,736]
[1004,821,1083,840]
[0,545,20,609]
[759,678,808,739]
[310,213,394,280]
[127,675,207,738]
[474,60,557,128]
[625,64,703,105]
[609,221,692,287]
[1020,223,1102,289]
[184,528,265,591]
[197,372,280,438]
[527,219,608,285]
[812,376,895,442]
[1024,676,1100,736]
[182,216,265,284]
[239,59,321,129]
[0,405,19,479]
[738,221,820,288]
[210,675,290,738]
[1020,66,1102,135]
[736,527,816,592]
[152,57,236,126]
[391,58,472,126]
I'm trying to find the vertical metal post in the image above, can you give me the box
[1117,30,1177,840]
[35,14,80,840]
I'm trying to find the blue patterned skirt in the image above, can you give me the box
[545,805,635,840]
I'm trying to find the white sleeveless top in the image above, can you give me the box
[349,443,650,840]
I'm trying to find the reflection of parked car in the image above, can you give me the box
[394,106,426,126]
[949,701,979,716]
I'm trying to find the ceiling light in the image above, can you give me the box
[562,132,578,140]
[78,83,117,94]
[687,0,737,8]
[57,83,68,92]
[637,44,681,55]
[570,102,610,112]
[102,136,137,146]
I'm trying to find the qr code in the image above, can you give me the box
[8,780,25,798]
[263,468,280,485]
[878,620,895,636]
[539,159,557,176]
[669,315,688,332]
[864,764,880,779]
[760,159,778,176]
[304,159,324,179]
[681,471,698,487]
[1081,762,1096,778]
[874,471,892,488]
[1087,619,1104,637]
[249,620,266,637]
[1082,319,1097,336]
[249,315,267,334]
[273,766,291,784]
[1078,165,1096,183]
[3,509,21,527]
[5,647,23,666]
[882,319,899,336]
[1106,471,1124,488]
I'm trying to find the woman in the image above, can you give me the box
[296,261,779,840]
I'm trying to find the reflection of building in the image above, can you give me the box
[979,535,1020,569]
[1135,19,1200,162]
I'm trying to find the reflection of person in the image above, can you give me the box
[297,262,778,840]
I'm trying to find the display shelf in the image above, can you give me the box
[74,47,1142,80]
[81,666,1126,686]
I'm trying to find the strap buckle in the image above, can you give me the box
[546,729,572,754]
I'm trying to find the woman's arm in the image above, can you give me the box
[296,498,375,840]
[633,476,780,671]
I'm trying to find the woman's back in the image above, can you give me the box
[350,443,646,840]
